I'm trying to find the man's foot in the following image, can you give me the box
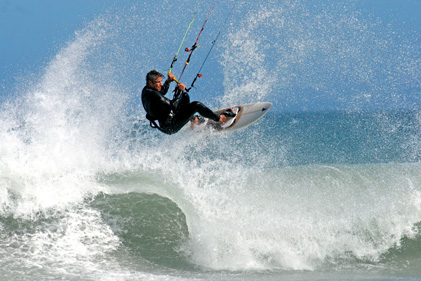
[191,115,205,127]
[219,114,228,124]
[219,108,236,124]
[222,109,237,118]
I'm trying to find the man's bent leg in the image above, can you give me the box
[172,91,190,111]
[170,101,220,132]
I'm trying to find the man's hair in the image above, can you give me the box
[146,70,164,83]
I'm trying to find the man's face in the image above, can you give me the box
[148,77,163,92]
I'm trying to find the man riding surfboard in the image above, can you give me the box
[141,70,235,135]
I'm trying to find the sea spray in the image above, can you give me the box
[222,1,420,112]
[0,0,420,280]
[154,148,421,271]
[0,17,125,216]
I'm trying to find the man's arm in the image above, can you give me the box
[161,79,171,95]
[161,73,176,95]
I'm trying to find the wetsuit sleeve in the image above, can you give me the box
[161,79,171,95]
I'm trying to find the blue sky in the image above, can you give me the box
[1,0,420,110]
[1,1,112,94]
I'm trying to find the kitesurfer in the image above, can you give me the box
[142,70,235,135]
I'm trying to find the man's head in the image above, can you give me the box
[146,70,164,92]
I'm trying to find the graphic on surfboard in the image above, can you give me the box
[191,102,272,132]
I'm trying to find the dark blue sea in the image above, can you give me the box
[1,1,420,280]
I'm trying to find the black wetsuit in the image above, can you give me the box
[141,80,220,135]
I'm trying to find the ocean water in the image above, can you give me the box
[1,1,421,280]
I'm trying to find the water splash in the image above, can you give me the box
[0,1,420,279]
[222,0,420,111]
[0,16,127,216]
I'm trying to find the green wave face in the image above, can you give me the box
[90,192,193,270]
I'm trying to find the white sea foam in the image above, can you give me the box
[0,0,420,280]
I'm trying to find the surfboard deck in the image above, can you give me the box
[190,102,272,132]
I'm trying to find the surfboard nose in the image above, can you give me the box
[260,102,272,112]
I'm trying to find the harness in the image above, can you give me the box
[145,113,175,135]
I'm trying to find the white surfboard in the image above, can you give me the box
[190,102,272,132]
